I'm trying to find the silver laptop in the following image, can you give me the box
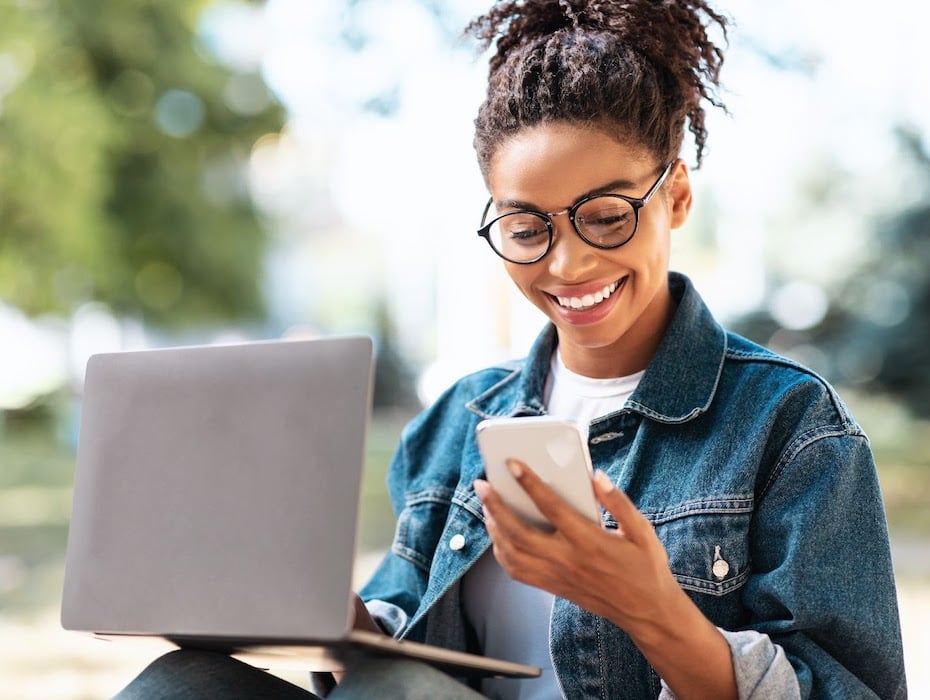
[61,336,538,679]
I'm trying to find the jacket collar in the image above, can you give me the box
[466,272,727,424]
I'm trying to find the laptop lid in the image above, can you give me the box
[61,336,374,641]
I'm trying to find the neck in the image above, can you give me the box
[558,289,676,379]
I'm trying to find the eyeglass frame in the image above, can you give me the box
[477,160,676,264]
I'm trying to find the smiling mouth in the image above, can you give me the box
[554,279,623,310]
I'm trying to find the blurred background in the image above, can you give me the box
[1,0,927,696]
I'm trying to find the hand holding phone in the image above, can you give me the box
[475,416,601,530]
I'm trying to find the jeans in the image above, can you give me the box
[113,649,485,699]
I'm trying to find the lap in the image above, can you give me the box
[113,649,319,700]
[334,657,485,699]
[113,650,484,700]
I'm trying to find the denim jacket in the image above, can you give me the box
[359,273,906,699]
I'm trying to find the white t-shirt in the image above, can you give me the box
[462,351,643,699]
[545,350,644,435]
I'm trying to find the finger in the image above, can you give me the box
[473,478,532,540]
[505,459,594,535]
[475,476,543,540]
[473,477,553,580]
[351,594,382,634]
[592,470,652,542]
[473,477,501,510]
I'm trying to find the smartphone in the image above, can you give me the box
[475,416,601,530]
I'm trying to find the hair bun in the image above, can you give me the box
[468,0,729,169]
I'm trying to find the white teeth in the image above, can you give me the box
[557,280,620,310]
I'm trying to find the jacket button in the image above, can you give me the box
[449,534,466,551]
[712,545,730,580]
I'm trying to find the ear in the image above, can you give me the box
[666,159,692,229]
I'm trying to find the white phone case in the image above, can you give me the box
[475,416,601,530]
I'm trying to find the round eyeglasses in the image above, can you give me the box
[477,161,674,264]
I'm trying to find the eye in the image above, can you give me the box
[579,205,630,227]
[576,198,636,241]
[588,211,630,227]
[508,227,547,242]
[498,214,548,244]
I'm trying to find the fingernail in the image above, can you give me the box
[595,470,613,490]
[473,479,489,498]
[506,459,524,478]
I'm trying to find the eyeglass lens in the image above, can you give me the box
[484,195,638,263]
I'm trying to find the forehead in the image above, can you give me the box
[486,123,655,204]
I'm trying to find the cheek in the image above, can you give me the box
[506,265,526,294]
[503,264,545,302]
[627,221,671,266]
[503,261,528,287]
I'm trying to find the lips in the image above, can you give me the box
[554,279,622,310]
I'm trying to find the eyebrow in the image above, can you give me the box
[494,177,641,212]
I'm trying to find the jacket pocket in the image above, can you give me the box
[644,496,753,597]
[391,486,456,573]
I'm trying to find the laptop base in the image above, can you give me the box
[85,630,540,678]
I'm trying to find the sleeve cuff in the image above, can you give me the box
[658,628,800,700]
[363,599,409,638]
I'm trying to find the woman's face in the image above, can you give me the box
[485,122,692,378]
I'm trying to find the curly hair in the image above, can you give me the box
[466,0,729,173]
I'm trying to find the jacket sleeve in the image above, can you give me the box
[736,430,906,698]
[356,429,427,637]
[356,373,494,639]
[659,628,800,699]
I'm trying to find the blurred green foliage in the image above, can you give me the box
[732,128,930,418]
[829,129,930,416]
[0,0,283,327]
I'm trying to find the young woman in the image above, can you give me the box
[116,1,906,698]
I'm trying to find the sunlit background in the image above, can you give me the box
[1,0,928,697]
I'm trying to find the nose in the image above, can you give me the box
[546,211,596,280]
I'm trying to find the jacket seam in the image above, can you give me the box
[761,427,867,498]
[725,348,860,434]
[403,487,455,505]
[452,490,485,521]
[641,496,755,525]
[675,569,750,596]
[391,542,432,573]
[464,366,525,419]
[391,487,458,573]
[625,328,728,425]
